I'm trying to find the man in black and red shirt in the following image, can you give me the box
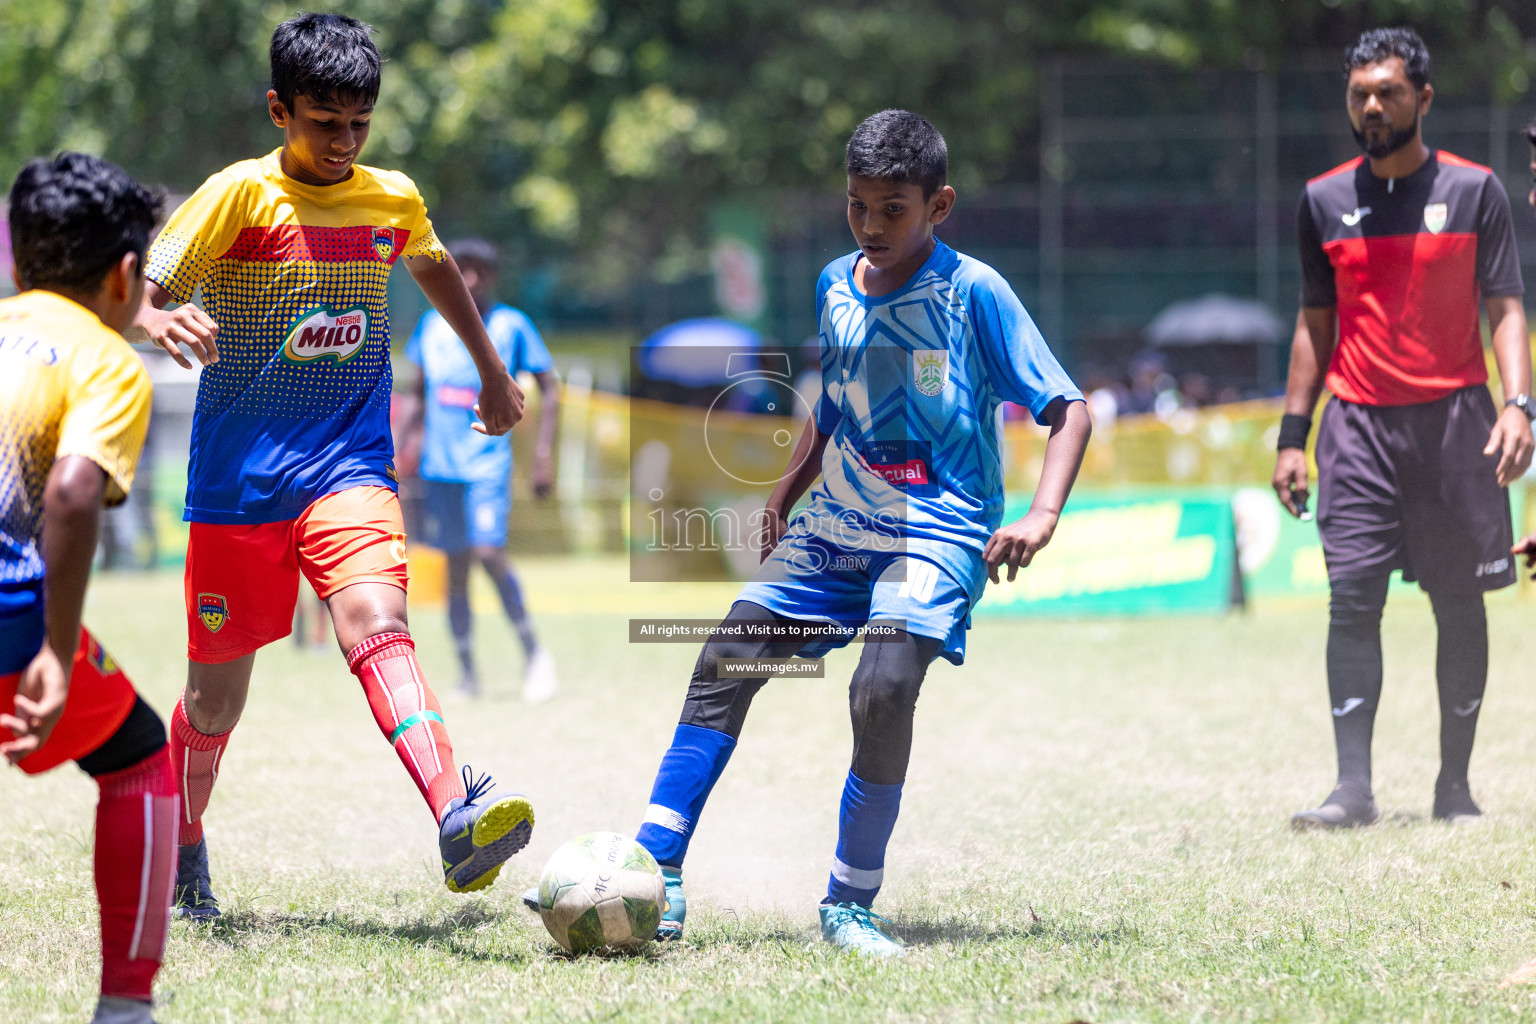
[1274,27,1532,829]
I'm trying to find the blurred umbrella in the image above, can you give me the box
[1145,294,1285,347]
[639,317,764,386]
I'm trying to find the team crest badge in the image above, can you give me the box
[913,350,949,397]
[85,637,120,676]
[198,593,230,633]
[1424,203,1448,234]
[372,227,396,262]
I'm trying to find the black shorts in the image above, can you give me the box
[1316,385,1514,595]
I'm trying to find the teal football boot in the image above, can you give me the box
[654,866,685,940]
[819,901,904,957]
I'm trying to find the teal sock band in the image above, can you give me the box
[389,710,444,745]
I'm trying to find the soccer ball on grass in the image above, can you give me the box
[536,831,665,953]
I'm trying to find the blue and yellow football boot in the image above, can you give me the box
[819,901,904,957]
[439,766,534,894]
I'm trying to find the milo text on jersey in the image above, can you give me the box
[807,240,1083,603]
[146,150,447,524]
[1297,151,1524,407]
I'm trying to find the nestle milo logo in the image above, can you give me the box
[281,305,370,365]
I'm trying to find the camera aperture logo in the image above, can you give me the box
[281,305,369,365]
[913,350,949,396]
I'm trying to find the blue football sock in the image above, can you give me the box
[492,569,539,657]
[447,589,474,676]
[825,771,903,907]
[635,724,736,868]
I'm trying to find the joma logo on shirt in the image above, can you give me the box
[281,305,370,365]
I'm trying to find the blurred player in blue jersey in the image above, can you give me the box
[527,110,1091,956]
[404,238,560,701]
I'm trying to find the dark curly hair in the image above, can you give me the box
[271,12,381,113]
[1344,27,1430,90]
[846,110,947,199]
[8,152,162,292]
[448,238,500,273]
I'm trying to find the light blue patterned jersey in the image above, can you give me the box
[407,303,553,484]
[805,241,1082,602]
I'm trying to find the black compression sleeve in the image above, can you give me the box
[75,695,166,777]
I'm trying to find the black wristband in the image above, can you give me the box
[1277,413,1312,451]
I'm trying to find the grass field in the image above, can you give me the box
[8,558,1536,1022]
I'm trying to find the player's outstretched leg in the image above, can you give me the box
[1429,590,1487,823]
[819,628,940,958]
[478,547,556,703]
[170,657,251,920]
[1293,574,1386,830]
[445,551,480,696]
[88,741,178,1023]
[344,628,533,892]
[437,765,535,893]
[534,601,798,938]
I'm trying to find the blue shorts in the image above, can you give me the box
[737,530,973,665]
[0,581,44,675]
[420,479,510,552]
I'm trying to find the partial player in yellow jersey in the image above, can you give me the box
[1,154,175,1024]
[130,13,533,918]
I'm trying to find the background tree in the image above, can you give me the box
[3,0,1533,305]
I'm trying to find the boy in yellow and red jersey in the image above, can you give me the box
[134,13,532,918]
[2,153,174,1024]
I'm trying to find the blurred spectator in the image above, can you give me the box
[1178,372,1213,408]
[1123,351,1177,415]
[1081,367,1127,427]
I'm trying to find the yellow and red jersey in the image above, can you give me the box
[0,290,150,671]
[146,150,447,525]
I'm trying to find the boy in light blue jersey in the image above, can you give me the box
[527,110,1091,955]
[405,238,560,701]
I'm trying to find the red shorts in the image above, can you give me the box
[185,486,410,664]
[1,629,137,775]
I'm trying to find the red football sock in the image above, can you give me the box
[347,632,465,822]
[170,694,232,846]
[94,748,178,1002]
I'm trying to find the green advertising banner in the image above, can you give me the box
[976,490,1241,616]
[1233,484,1528,600]
[980,485,1533,616]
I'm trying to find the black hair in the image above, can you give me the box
[1527,116,1536,146]
[7,152,162,293]
[448,237,500,272]
[845,110,948,199]
[1344,27,1431,90]
[270,12,381,113]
